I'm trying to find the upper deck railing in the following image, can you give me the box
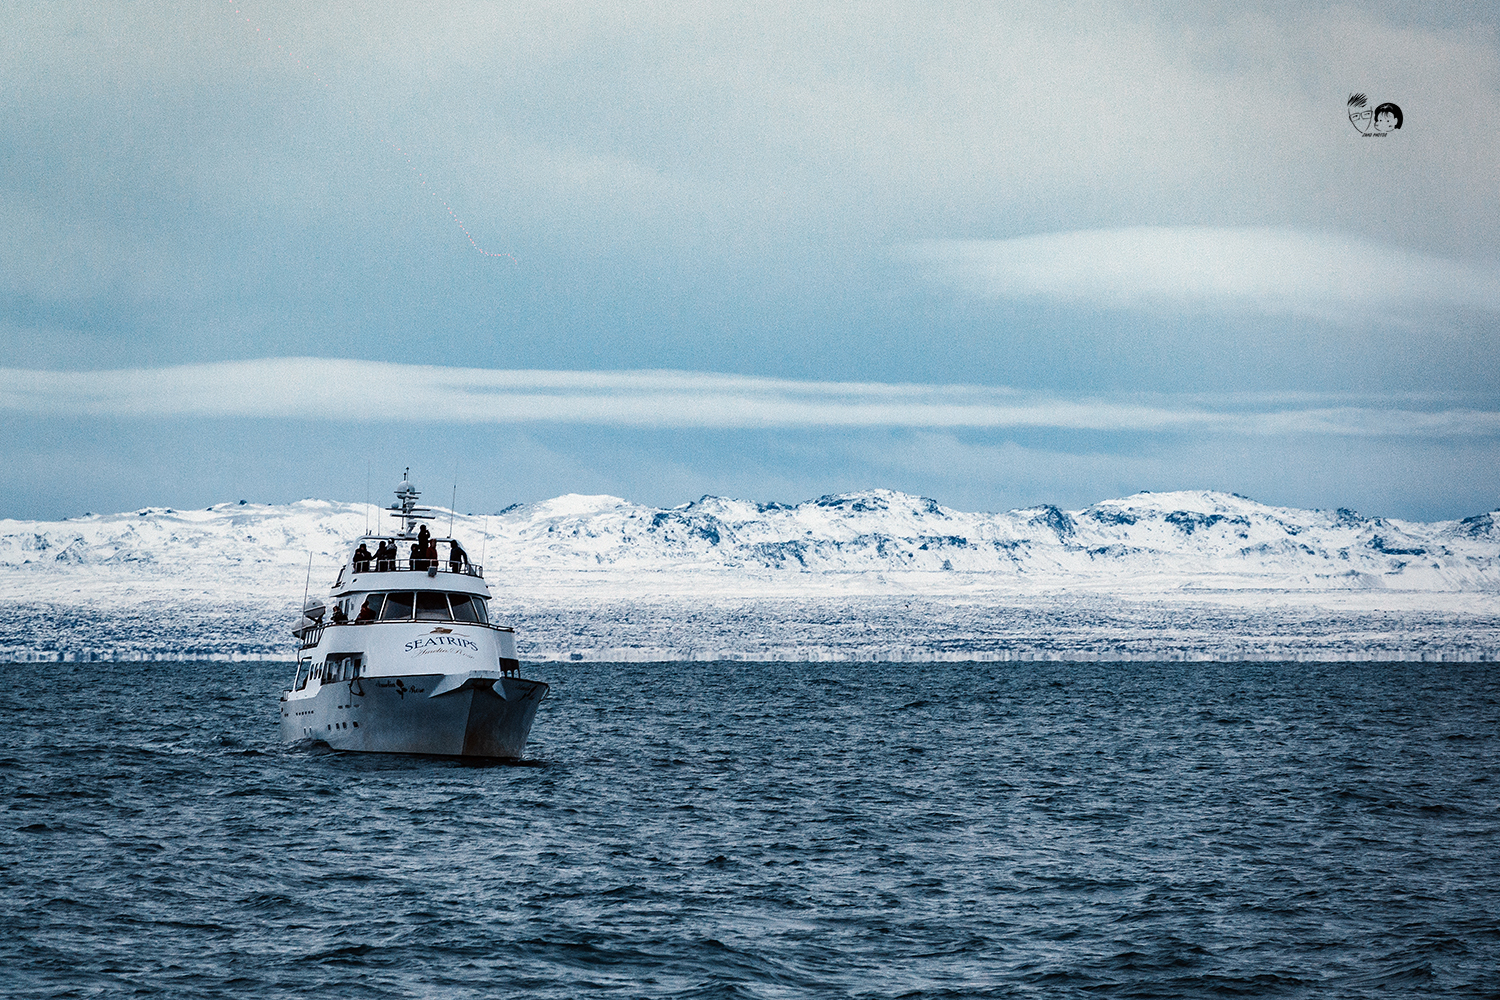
[350,558,484,578]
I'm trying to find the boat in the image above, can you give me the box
[278,472,548,757]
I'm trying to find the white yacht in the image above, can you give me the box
[279,473,547,757]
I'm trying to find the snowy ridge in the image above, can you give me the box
[2,490,1498,662]
[486,489,1500,592]
[7,488,1492,595]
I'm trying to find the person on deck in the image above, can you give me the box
[356,598,377,622]
[352,543,372,573]
[449,539,469,574]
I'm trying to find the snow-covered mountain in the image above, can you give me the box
[484,489,1500,592]
[5,488,1498,597]
[2,489,1498,662]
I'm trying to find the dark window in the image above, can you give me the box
[380,592,415,620]
[415,592,449,620]
[320,654,362,681]
[449,594,481,623]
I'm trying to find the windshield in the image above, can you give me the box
[355,591,487,623]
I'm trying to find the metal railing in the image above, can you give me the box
[351,559,483,577]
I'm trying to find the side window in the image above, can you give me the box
[415,592,450,620]
[317,654,362,681]
[475,599,489,624]
[380,592,415,620]
[449,594,480,623]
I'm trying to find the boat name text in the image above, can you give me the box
[404,636,480,653]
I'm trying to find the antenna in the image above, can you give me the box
[450,463,458,537]
[480,515,489,569]
[387,467,436,537]
[300,550,313,635]
[365,459,371,535]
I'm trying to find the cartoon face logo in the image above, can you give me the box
[1372,103,1402,132]
[1349,93,1402,136]
[1348,93,1373,134]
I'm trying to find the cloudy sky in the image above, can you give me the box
[3,1,1498,520]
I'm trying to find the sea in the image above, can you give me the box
[3,658,1498,998]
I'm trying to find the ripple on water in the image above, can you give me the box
[1,659,1498,997]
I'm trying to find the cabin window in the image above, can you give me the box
[415,592,449,620]
[379,592,415,620]
[321,654,362,681]
[451,595,488,623]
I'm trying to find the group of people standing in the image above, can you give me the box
[350,525,470,575]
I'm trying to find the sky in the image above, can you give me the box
[2,1,1499,521]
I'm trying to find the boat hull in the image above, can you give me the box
[281,672,548,758]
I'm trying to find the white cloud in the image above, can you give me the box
[906,228,1500,319]
[2,358,1498,437]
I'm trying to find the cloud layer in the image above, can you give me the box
[3,359,1497,438]
[908,228,1500,319]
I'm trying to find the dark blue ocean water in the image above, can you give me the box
[3,659,1499,998]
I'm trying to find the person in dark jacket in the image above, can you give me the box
[449,539,469,574]
[352,543,372,573]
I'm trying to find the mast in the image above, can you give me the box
[387,468,436,537]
